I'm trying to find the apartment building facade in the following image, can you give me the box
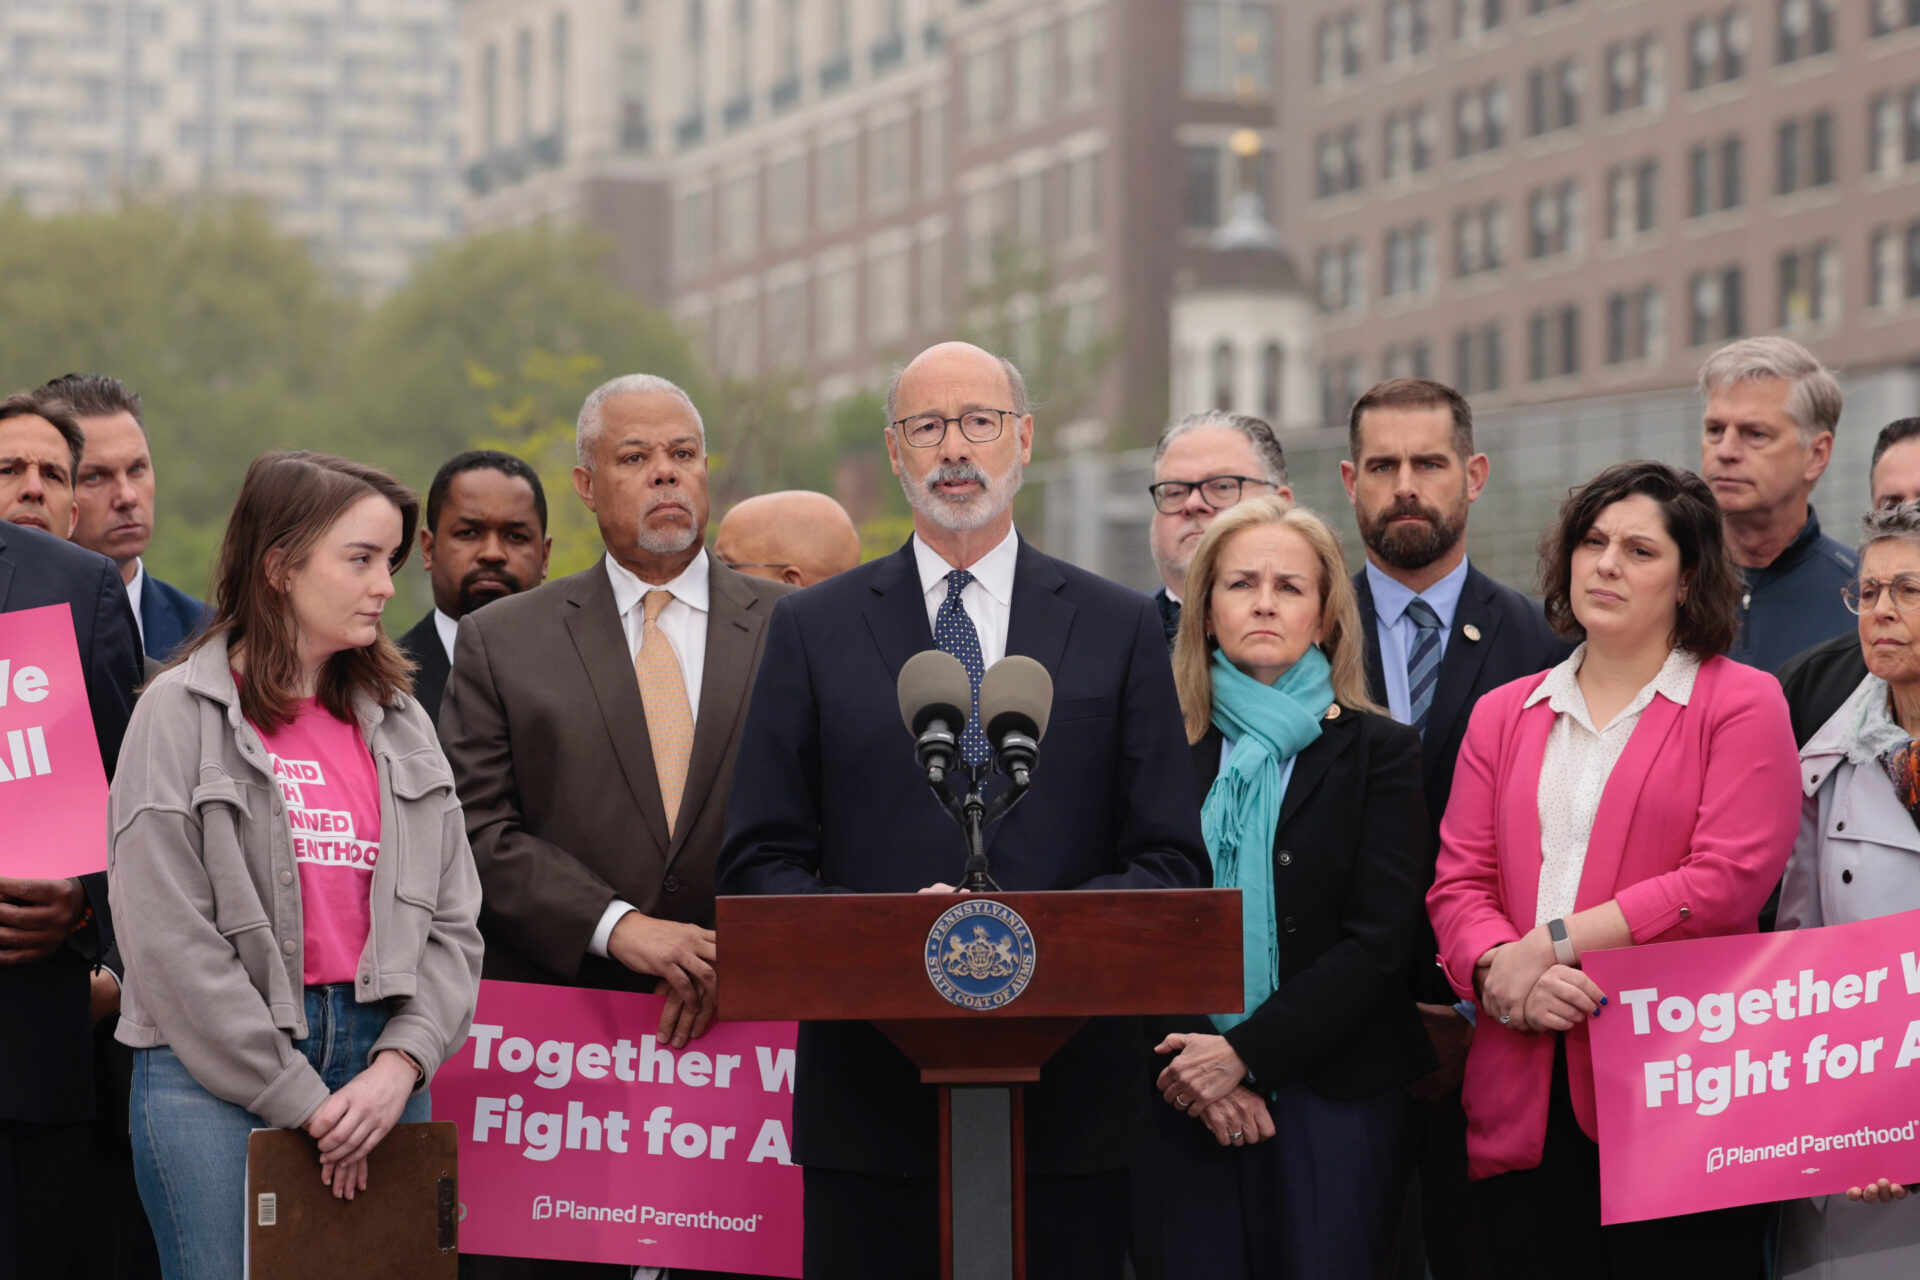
[1282,0,1920,424]
[460,0,1288,442]
[0,0,463,291]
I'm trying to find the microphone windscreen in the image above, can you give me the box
[898,649,973,736]
[980,656,1054,743]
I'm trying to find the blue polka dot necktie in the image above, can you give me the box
[1405,597,1443,737]
[935,569,990,767]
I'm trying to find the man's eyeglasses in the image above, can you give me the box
[1148,475,1276,515]
[1843,574,1920,615]
[891,409,1013,449]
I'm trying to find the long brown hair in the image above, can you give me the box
[179,451,419,730]
[1172,496,1383,742]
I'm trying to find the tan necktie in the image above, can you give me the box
[634,590,693,837]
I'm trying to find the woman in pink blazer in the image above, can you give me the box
[1427,460,1800,1278]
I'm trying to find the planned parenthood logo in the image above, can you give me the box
[924,899,1037,1011]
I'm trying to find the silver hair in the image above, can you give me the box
[883,354,1032,427]
[575,373,705,467]
[1858,499,1920,560]
[1697,336,1843,440]
[1151,412,1289,488]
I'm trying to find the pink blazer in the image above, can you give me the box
[1426,653,1799,1180]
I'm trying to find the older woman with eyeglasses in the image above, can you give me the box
[1776,501,1920,1279]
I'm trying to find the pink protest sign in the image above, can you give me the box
[0,604,108,879]
[1584,910,1920,1224]
[434,979,801,1275]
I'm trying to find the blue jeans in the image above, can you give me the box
[129,984,432,1280]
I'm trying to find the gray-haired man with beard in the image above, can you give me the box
[1339,377,1567,1280]
[441,374,789,1280]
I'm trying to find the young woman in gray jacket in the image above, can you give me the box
[107,451,484,1280]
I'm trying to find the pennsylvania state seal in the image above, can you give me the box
[924,899,1037,1010]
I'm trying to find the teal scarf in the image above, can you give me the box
[1201,645,1333,1034]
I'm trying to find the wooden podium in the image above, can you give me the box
[717,889,1241,1280]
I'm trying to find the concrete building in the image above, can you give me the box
[460,0,1283,443]
[0,0,462,292]
[1280,0,1920,423]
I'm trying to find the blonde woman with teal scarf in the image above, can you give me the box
[1130,498,1437,1280]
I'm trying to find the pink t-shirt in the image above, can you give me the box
[250,694,383,986]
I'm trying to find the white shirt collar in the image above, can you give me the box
[911,526,1019,607]
[125,558,146,642]
[1525,643,1701,729]
[432,608,459,664]
[605,548,711,618]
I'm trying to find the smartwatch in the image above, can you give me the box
[1548,917,1578,968]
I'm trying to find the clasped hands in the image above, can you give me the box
[1153,1033,1274,1149]
[1476,927,1607,1034]
[0,875,88,964]
[608,911,719,1049]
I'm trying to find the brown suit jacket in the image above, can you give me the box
[439,554,790,990]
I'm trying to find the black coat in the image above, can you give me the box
[1355,565,1570,1004]
[1777,629,1868,749]
[0,522,143,1123]
[396,609,452,728]
[719,537,1210,1178]
[1157,712,1438,1100]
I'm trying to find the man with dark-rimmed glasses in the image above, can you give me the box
[1146,411,1293,645]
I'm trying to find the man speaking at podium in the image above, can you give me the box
[719,342,1209,1278]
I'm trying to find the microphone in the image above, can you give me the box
[896,650,973,787]
[978,657,1053,789]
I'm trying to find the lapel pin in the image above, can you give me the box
[1463,624,1482,643]
[1324,704,1341,720]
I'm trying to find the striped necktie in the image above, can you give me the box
[1405,597,1443,737]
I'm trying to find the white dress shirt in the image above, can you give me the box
[589,549,712,959]
[911,526,1019,665]
[1528,644,1701,925]
[432,608,459,665]
[126,558,147,647]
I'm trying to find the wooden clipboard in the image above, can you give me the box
[245,1121,459,1279]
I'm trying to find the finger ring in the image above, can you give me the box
[1498,1013,1512,1025]
[1175,1095,1192,1109]
[1230,1130,1244,1143]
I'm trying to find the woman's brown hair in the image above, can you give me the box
[178,451,419,730]
[1537,458,1740,656]
[1172,496,1384,743]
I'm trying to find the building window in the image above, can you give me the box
[1383,105,1435,179]
[1777,0,1834,63]
[1314,12,1367,84]
[816,264,857,357]
[1184,1,1275,97]
[1777,111,1835,195]
[720,172,756,261]
[1320,356,1366,427]
[1314,126,1365,197]
[1454,200,1507,275]
[1064,8,1106,105]
[1688,265,1745,345]
[870,248,910,342]
[1871,0,1920,36]
[1383,341,1433,379]
[1384,0,1433,62]
[1526,179,1580,259]
[1778,241,1838,327]
[682,0,705,120]
[1527,0,1578,13]
[870,118,909,211]
[964,47,999,137]
[481,43,501,151]
[1316,241,1366,312]
[817,136,856,225]
[921,102,947,197]
[1686,9,1747,90]
[1526,303,1580,381]
[1687,136,1744,217]
[1260,342,1283,422]
[675,187,713,275]
[1604,285,1661,364]
[1605,159,1658,240]
[1012,170,1046,245]
[1455,0,1506,39]
[1604,34,1659,115]
[766,279,807,367]
[553,13,570,134]
[515,28,533,142]
[1384,222,1435,296]
[1868,87,1920,174]
[767,153,806,244]
[1453,81,1510,156]
[1184,145,1221,228]
[1012,24,1054,126]
[1063,150,1104,242]
[1211,342,1236,412]
[1526,58,1581,136]
[918,237,946,332]
[1454,323,1504,394]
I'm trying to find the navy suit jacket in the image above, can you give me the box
[0,522,143,1122]
[395,610,451,727]
[1355,564,1570,1005]
[139,570,210,664]
[719,537,1209,1178]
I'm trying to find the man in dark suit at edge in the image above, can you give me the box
[718,341,1210,1279]
[440,374,787,1280]
[396,449,550,726]
[0,518,143,1280]
[1340,377,1570,1280]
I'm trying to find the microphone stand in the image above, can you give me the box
[926,761,1033,893]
